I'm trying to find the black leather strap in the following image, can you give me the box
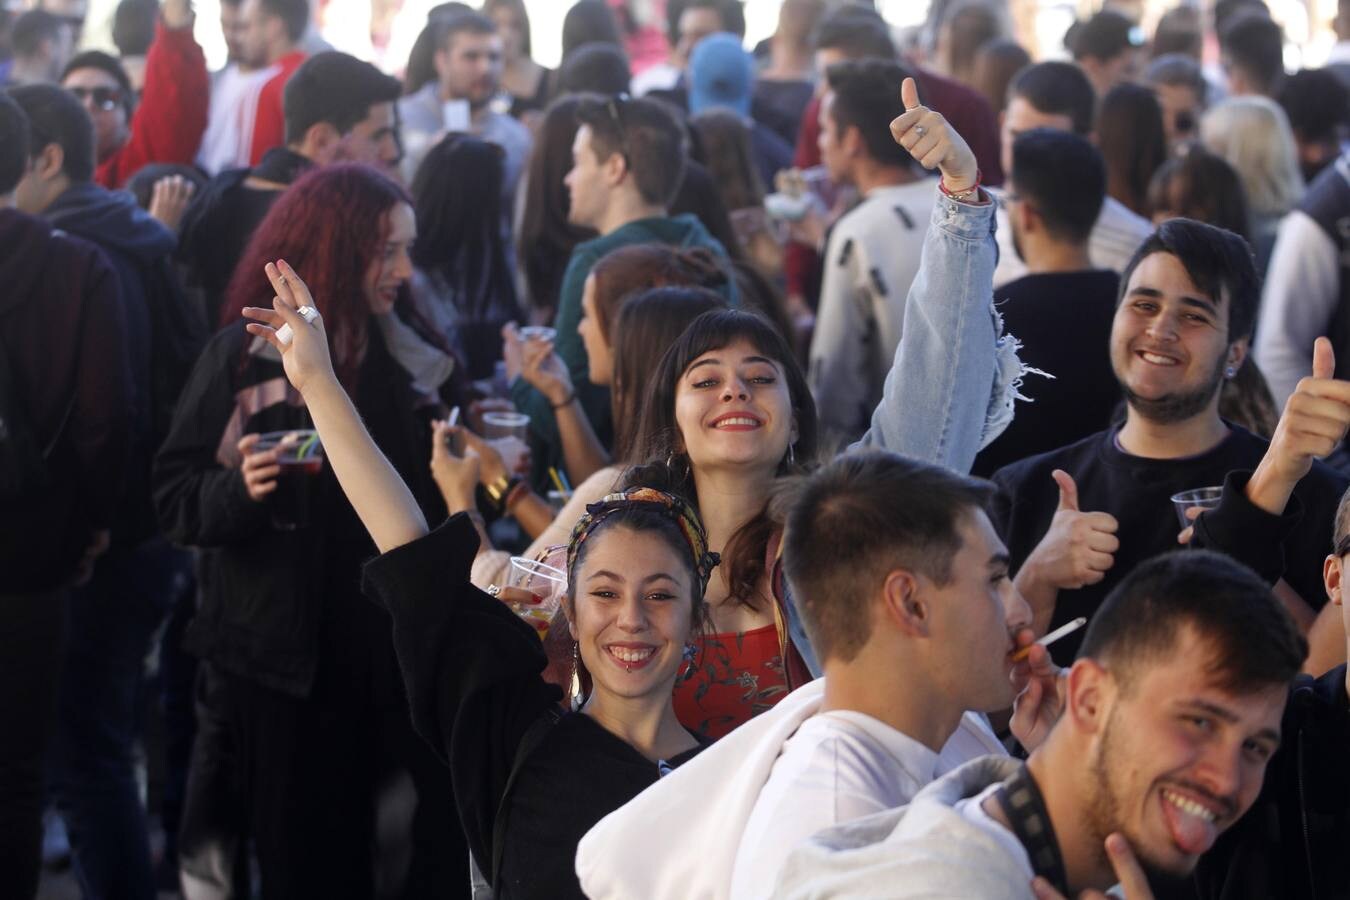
[994,763,1069,896]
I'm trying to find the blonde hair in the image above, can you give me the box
[1200,96,1305,221]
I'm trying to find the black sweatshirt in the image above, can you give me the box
[991,425,1347,661]
[361,514,703,900]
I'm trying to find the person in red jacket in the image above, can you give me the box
[234,0,308,164]
[59,0,208,188]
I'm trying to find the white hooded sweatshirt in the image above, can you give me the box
[574,678,1006,900]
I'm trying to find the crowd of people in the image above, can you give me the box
[1,0,1349,898]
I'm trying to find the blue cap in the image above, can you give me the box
[688,32,753,118]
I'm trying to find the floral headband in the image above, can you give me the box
[566,487,720,591]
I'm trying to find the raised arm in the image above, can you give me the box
[852,78,1021,474]
[242,260,428,552]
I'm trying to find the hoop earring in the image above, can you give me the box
[787,442,796,466]
[665,451,691,482]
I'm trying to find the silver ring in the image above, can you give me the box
[296,305,318,323]
[486,584,502,598]
[277,274,287,285]
[914,125,927,137]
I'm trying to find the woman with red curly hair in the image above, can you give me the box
[152,164,468,896]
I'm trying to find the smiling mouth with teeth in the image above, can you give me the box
[606,645,656,671]
[1162,789,1217,823]
[714,417,762,428]
[1137,351,1180,366]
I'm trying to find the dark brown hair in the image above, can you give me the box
[1078,550,1306,694]
[575,94,688,206]
[634,309,819,609]
[781,451,994,663]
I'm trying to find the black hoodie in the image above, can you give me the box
[0,208,133,591]
[43,181,206,545]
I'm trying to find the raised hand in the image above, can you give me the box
[242,260,337,397]
[161,0,194,29]
[889,77,979,193]
[1031,834,1155,900]
[1029,470,1120,590]
[1248,338,1350,515]
[430,420,481,513]
[520,338,574,408]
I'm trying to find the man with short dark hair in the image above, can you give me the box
[972,130,1120,477]
[994,61,1152,287]
[59,0,208,188]
[807,59,935,442]
[1221,11,1285,97]
[992,219,1347,663]
[178,50,402,324]
[1145,53,1208,149]
[0,89,131,900]
[399,9,530,193]
[7,81,200,898]
[235,0,308,164]
[776,549,1307,899]
[3,9,73,86]
[1067,8,1144,97]
[1276,68,1350,183]
[512,94,734,479]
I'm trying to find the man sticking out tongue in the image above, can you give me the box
[774,547,1306,900]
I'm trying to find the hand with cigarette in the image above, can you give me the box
[1247,337,1350,516]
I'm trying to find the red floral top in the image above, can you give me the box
[673,624,790,739]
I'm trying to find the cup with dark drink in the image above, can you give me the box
[255,430,324,531]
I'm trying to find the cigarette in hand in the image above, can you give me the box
[1010,617,1088,663]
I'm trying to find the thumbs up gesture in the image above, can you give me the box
[889,77,979,194]
[1025,469,1120,592]
[1248,338,1350,514]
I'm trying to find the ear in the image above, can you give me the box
[433,45,451,79]
[879,569,930,639]
[841,123,865,159]
[1226,337,1250,372]
[35,143,64,181]
[1324,554,1343,607]
[600,149,628,188]
[299,121,341,164]
[1014,197,1036,234]
[1063,657,1114,735]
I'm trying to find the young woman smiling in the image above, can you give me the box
[240,260,719,900]
[629,79,1028,736]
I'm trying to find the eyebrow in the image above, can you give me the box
[1179,698,1282,745]
[687,355,777,372]
[987,553,1011,571]
[1127,286,1219,316]
[585,571,685,587]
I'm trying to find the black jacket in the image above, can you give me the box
[0,209,133,591]
[1197,664,1350,900]
[45,181,206,546]
[152,321,446,697]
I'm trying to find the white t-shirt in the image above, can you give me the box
[808,180,936,442]
[197,64,272,175]
[728,710,940,900]
[954,783,1035,882]
[992,193,1153,288]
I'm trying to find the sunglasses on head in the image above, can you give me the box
[604,92,632,166]
[68,86,123,112]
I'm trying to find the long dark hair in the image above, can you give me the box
[635,309,819,609]
[1097,82,1167,218]
[517,96,597,317]
[410,133,520,324]
[611,286,727,463]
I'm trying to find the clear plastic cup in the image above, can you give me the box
[483,411,530,473]
[1170,486,1223,529]
[519,326,557,343]
[506,556,567,637]
[254,430,324,531]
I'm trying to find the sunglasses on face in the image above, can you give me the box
[68,86,123,112]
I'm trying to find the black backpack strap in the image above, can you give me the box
[993,762,1069,896]
[490,705,563,890]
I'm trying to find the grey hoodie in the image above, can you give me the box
[774,756,1036,900]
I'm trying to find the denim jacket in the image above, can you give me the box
[788,189,1023,675]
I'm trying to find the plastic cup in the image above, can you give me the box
[1170,486,1223,529]
[519,326,557,343]
[483,411,530,473]
[506,556,567,637]
[254,430,324,531]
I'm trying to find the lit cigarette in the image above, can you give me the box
[1011,617,1088,662]
[447,407,461,428]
